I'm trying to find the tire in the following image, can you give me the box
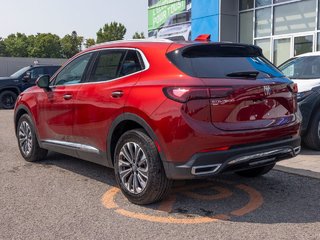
[114,129,172,205]
[236,163,275,178]
[17,114,48,162]
[303,111,320,150]
[0,90,17,109]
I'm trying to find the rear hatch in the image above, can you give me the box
[167,43,297,131]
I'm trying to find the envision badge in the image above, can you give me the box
[264,85,272,96]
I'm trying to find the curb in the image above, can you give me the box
[274,165,320,180]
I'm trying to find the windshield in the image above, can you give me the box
[279,56,320,79]
[10,66,30,78]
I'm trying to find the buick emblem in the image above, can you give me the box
[263,85,272,96]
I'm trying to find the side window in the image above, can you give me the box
[89,50,126,82]
[54,53,92,86]
[119,50,144,77]
[30,67,45,79]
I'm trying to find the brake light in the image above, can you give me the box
[163,87,233,103]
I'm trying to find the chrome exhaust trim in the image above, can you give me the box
[191,164,221,175]
[294,146,301,155]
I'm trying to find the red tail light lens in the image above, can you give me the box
[288,83,298,93]
[164,87,233,103]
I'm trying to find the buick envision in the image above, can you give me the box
[14,38,301,204]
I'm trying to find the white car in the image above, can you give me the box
[279,52,320,150]
[157,11,191,41]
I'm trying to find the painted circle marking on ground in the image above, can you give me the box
[101,180,263,224]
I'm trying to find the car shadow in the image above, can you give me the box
[37,151,320,225]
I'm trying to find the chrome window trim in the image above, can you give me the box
[50,47,150,88]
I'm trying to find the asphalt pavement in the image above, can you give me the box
[1,110,319,240]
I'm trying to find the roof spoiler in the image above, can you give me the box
[195,34,211,42]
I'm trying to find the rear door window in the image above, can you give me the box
[119,50,144,77]
[88,50,126,82]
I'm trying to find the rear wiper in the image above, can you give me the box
[226,71,259,79]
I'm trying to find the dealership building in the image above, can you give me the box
[149,0,320,65]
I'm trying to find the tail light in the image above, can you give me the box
[163,87,233,103]
[288,83,298,93]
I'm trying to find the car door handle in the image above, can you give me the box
[63,94,73,100]
[111,91,124,98]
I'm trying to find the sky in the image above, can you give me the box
[0,0,148,40]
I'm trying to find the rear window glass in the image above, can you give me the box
[167,44,284,79]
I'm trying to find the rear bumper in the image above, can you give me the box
[163,136,301,179]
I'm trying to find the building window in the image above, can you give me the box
[256,0,271,7]
[294,35,313,56]
[255,38,271,60]
[274,38,291,66]
[273,0,316,35]
[255,7,272,37]
[273,0,291,3]
[240,11,253,44]
[240,0,254,10]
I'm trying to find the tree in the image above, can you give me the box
[29,33,62,58]
[61,31,84,58]
[3,33,29,57]
[84,38,96,48]
[0,37,6,56]
[132,32,145,39]
[96,22,126,43]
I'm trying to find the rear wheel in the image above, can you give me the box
[236,163,275,178]
[114,129,172,205]
[17,114,48,162]
[0,90,17,109]
[303,111,320,150]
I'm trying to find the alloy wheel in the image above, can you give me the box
[18,121,33,156]
[118,142,149,194]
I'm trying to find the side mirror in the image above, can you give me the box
[22,72,31,82]
[36,75,51,90]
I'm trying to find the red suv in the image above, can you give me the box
[14,39,301,205]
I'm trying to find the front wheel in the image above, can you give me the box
[236,163,275,178]
[17,114,48,162]
[114,129,172,205]
[0,90,17,109]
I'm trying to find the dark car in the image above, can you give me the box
[14,39,301,205]
[0,64,61,109]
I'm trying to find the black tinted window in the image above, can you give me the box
[30,67,45,79]
[167,44,283,79]
[45,66,60,77]
[119,50,143,77]
[89,50,126,82]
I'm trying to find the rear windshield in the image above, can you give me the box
[167,44,284,79]
[279,56,320,79]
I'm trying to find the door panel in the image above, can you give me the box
[37,53,93,149]
[73,49,144,154]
